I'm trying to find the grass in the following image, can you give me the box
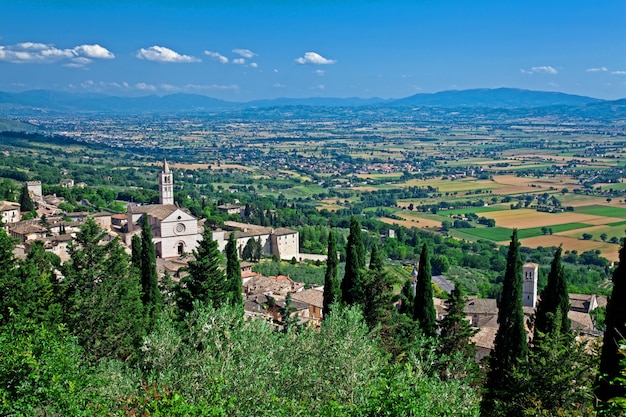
[574,205,626,218]
[451,222,595,243]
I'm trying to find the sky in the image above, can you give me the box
[1,0,625,101]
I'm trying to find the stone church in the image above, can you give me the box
[125,160,201,258]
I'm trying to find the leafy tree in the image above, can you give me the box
[242,238,255,261]
[413,243,437,338]
[177,226,226,313]
[323,230,340,318]
[438,284,478,380]
[225,232,244,307]
[253,237,263,261]
[597,237,626,404]
[432,254,451,274]
[18,182,34,212]
[341,216,366,305]
[480,229,529,417]
[140,214,161,327]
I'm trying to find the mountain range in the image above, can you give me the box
[0,88,623,116]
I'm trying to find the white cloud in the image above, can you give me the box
[273,69,279,73]
[0,42,114,66]
[316,84,325,90]
[273,83,285,88]
[520,66,558,75]
[611,71,626,75]
[232,48,255,58]
[204,50,228,64]
[135,82,157,91]
[315,69,326,76]
[249,62,258,68]
[136,46,200,63]
[232,58,245,65]
[295,52,336,65]
[183,83,239,91]
[586,67,608,72]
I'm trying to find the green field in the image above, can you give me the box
[452,222,594,242]
[575,205,626,218]
[441,205,508,216]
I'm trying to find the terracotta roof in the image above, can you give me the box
[291,288,324,308]
[568,310,594,331]
[471,318,499,350]
[128,204,178,220]
[465,297,498,315]
[272,227,297,236]
[9,222,47,235]
[0,201,19,211]
[524,262,539,268]
[244,275,304,295]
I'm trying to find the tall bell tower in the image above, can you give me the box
[159,159,174,205]
[522,262,538,308]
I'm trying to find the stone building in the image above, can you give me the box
[125,160,201,258]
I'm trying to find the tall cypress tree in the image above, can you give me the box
[225,232,243,307]
[597,238,626,403]
[140,214,161,327]
[481,229,528,417]
[323,230,340,318]
[177,226,226,313]
[18,183,34,213]
[341,216,366,305]
[131,234,142,272]
[413,243,437,338]
[533,246,570,340]
[362,243,395,329]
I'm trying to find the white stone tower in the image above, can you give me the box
[522,262,538,308]
[159,159,174,205]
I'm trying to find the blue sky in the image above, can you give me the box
[1,0,625,101]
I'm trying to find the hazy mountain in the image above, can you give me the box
[391,88,602,108]
[0,88,620,116]
[0,118,39,133]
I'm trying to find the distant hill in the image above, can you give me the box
[0,88,622,116]
[390,88,602,108]
[0,118,39,133]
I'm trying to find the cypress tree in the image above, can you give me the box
[225,232,243,307]
[140,214,161,326]
[177,226,226,313]
[413,243,437,338]
[362,247,395,329]
[533,246,570,340]
[597,237,626,403]
[481,229,528,417]
[18,183,34,213]
[323,230,340,318]
[341,216,366,305]
[368,243,383,272]
[399,278,415,316]
[131,234,142,271]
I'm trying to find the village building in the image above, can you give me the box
[214,221,300,261]
[0,201,20,227]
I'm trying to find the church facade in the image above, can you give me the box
[126,160,201,258]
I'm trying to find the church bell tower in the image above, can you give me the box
[522,263,538,308]
[159,159,174,205]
